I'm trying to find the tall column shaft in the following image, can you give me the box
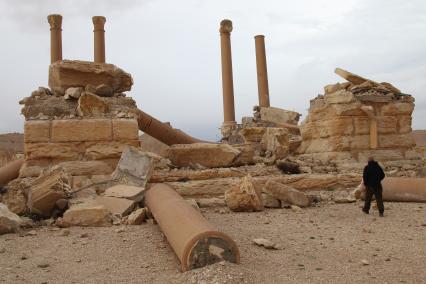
[254,35,270,107]
[92,16,106,63]
[220,20,236,123]
[47,14,63,64]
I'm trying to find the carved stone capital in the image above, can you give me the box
[47,14,62,29]
[92,16,106,30]
[219,19,233,34]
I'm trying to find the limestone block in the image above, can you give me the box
[24,120,51,143]
[259,107,300,125]
[25,142,85,161]
[95,84,114,97]
[112,119,139,141]
[168,143,240,168]
[95,196,135,216]
[51,119,112,142]
[111,146,154,187]
[54,160,114,176]
[64,87,83,99]
[350,135,370,150]
[317,117,353,138]
[397,116,412,134]
[263,180,311,207]
[404,149,423,160]
[196,198,226,208]
[224,175,263,212]
[357,94,393,103]
[309,97,326,111]
[19,160,51,178]
[27,169,71,217]
[353,117,370,135]
[104,184,145,202]
[261,193,281,208]
[298,136,350,154]
[377,116,397,134]
[335,68,370,85]
[309,101,363,122]
[300,122,319,140]
[358,150,404,162]
[380,102,414,116]
[378,133,415,149]
[85,140,140,160]
[77,92,108,117]
[60,202,112,227]
[125,208,146,225]
[324,90,354,104]
[48,60,133,94]
[260,128,289,159]
[324,82,350,94]
[239,127,266,143]
[231,144,255,166]
[139,134,170,157]
[0,203,22,235]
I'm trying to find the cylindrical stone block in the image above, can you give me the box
[254,35,270,107]
[47,14,63,64]
[137,109,203,145]
[0,159,24,186]
[92,16,106,63]
[145,184,240,271]
[219,19,236,123]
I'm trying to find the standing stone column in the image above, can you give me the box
[254,35,270,107]
[47,14,63,64]
[370,119,378,149]
[219,19,236,137]
[92,16,106,63]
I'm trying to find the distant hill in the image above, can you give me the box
[413,130,426,147]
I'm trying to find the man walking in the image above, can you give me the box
[362,156,385,217]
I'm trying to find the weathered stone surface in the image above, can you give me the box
[19,160,51,178]
[25,142,85,161]
[261,193,281,208]
[139,134,170,157]
[377,116,397,134]
[125,208,146,225]
[85,141,140,160]
[397,116,412,134]
[380,102,414,116]
[317,117,354,138]
[48,60,133,94]
[168,143,240,168]
[64,87,83,100]
[104,185,145,202]
[378,133,415,149]
[353,117,370,135]
[51,119,112,142]
[196,197,226,208]
[259,107,300,125]
[2,180,28,215]
[335,68,371,85]
[77,93,108,117]
[24,121,51,143]
[239,127,266,143]
[0,203,22,235]
[95,84,113,97]
[55,160,114,176]
[358,150,404,162]
[224,175,263,212]
[231,144,255,166]
[324,82,350,94]
[260,128,289,159]
[27,169,71,217]
[95,196,135,216]
[111,146,154,187]
[112,119,139,141]
[324,90,354,104]
[298,136,350,154]
[263,180,311,207]
[59,202,112,227]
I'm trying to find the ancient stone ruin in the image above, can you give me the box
[0,15,425,276]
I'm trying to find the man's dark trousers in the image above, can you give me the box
[363,185,384,214]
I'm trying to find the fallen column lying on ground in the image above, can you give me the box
[355,177,426,202]
[136,109,204,146]
[0,159,24,187]
[145,183,240,271]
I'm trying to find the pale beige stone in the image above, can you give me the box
[77,92,108,117]
[60,202,112,227]
[1,179,28,215]
[125,208,146,225]
[224,175,263,212]
[139,134,170,157]
[231,144,255,166]
[85,141,140,160]
[19,160,51,178]
[27,169,71,217]
[0,203,22,235]
[239,127,266,143]
[260,128,289,159]
[261,193,281,208]
[51,119,112,142]
[25,142,85,161]
[353,117,370,135]
[324,90,354,104]
[259,107,300,125]
[95,196,135,216]
[112,119,139,141]
[263,180,311,207]
[297,136,350,154]
[300,121,319,140]
[168,143,240,168]
[397,116,412,134]
[380,102,414,116]
[24,121,51,143]
[350,135,370,150]
[358,150,404,162]
[317,117,353,138]
[377,116,397,134]
[378,133,415,149]
[104,184,145,202]
[48,60,133,94]
[54,160,114,176]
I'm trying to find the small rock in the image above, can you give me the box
[252,238,279,250]
[27,230,37,236]
[291,205,302,212]
[64,87,83,100]
[60,229,70,236]
[80,232,89,238]
[37,262,50,268]
[115,227,125,233]
[96,84,114,97]
[361,259,369,266]
[21,253,28,260]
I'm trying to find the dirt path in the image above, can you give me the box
[0,201,425,283]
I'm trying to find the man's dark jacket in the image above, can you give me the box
[363,161,385,187]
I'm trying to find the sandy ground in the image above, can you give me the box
[0,201,425,284]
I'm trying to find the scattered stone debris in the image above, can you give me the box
[264,180,311,207]
[252,238,279,250]
[225,175,263,212]
[0,203,23,234]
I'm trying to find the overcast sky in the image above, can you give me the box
[0,0,425,140]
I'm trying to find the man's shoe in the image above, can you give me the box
[379,212,384,217]
[362,209,369,214]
